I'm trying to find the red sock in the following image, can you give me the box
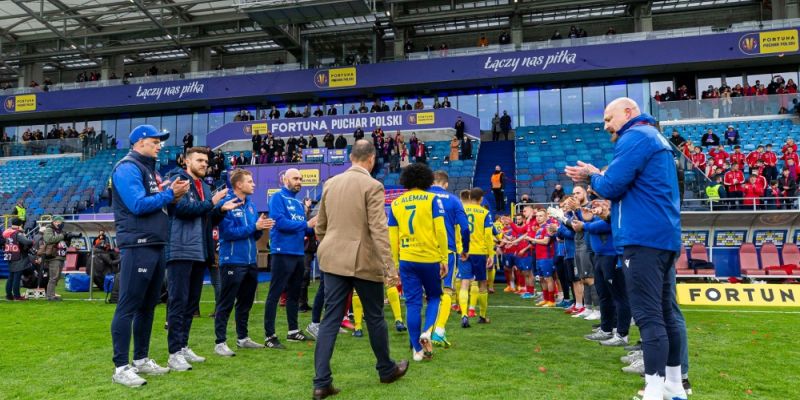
[526,285,535,294]
[547,290,554,302]
[543,290,550,302]
[504,270,512,286]
[516,273,525,289]
[344,293,352,318]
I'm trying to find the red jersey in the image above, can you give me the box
[729,152,746,169]
[533,225,555,260]
[782,143,798,154]
[709,148,728,163]
[781,152,799,166]
[691,153,706,170]
[762,151,778,167]
[756,175,768,191]
[742,182,764,206]
[746,151,763,167]
[723,170,744,193]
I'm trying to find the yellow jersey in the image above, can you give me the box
[464,204,494,256]
[388,189,449,266]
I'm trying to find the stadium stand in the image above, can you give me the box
[382,140,479,194]
[664,119,799,152]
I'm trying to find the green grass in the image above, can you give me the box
[0,280,797,400]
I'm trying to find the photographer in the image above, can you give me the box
[43,216,81,301]
[92,230,120,290]
[4,217,33,300]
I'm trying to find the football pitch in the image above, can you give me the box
[0,281,797,400]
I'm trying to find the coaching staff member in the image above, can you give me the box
[312,140,407,399]
[566,98,686,400]
[264,168,318,349]
[110,125,190,387]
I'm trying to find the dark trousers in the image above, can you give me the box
[264,254,304,337]
[492,188,505,211]
[300,252,315,307]
[623,245,682,377]
[6,271,22,297]
[111,246,166,367]
[594,254,631,337]
[311,271,326,324]
[764,166,778,182]
[554,256,572,300]
[215,264,259,344]
[208,265,221,308]
[166,260,207,354]
[313,272,395,389]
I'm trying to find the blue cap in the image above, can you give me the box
[129,124,169,145]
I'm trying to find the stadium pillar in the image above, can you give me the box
[394,27,405,60]
[772,0,800,19]
[511,14,523,49]
[100,55,124,81]
[17,62,43,88]
[632,2,653,33]
[190,47,212,73]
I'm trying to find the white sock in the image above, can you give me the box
[666,365,684,386]
[643,374,665,400]
[576,302,583,308]
[288,329,299,335]
[434,327,446,336]
[133,358,147,366]
[115,365,128,374]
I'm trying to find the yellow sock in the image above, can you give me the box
[435,292,452,331]
[458,288,469,317]
[352,292,363,330]
[386,286,402,323]
[469,283,479,310]
[478,291,489,318]
[488,268,496,289]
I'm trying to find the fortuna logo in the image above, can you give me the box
[624,259,630,268]
[137,268,148,273]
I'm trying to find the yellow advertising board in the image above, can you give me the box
[300,169,320,186]
[676,284,800,307]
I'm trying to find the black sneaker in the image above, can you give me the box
[683,378,692,395]
[624,342,642,352]
[299,304,312,313]
[265,336,285,349]
[461,316,470,328]
[287,331,310,342]
[478,316,490,324]
[591,323,600,329]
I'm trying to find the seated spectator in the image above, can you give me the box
[313,106,324,117]
[402,100,413,110]
[478,34,489,47]
[370,100,381,113]
[348,105,358,114]
[669,129,686,149]
[551,30,562,40]
[724,126,739,145]
[302,105,312,118]
[499,31,511,45]
[404,39,415,54]
[433,98,442,109]
[701,129,720,147]
[518,194,531,204]
[285,106,296,118]
[568,26,578,38]
[380,100,389,112]
[442,97,451,108]
[413,97,424,110]
[550,184,565,203]
[358,101,368,113]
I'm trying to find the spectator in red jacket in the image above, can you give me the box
[691,147,707,174]
[782,138,797,155]
[709,144,728,170]
[746,145,764,173]
[724,163,745,202]
[781,146,799,167]
[762,144,779,182]
[729,145,745,170]
[742,175,764,207]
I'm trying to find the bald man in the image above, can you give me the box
[264,168,318,349]
[565,98,688,400]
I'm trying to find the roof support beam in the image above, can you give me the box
[130,0,186,50]
[10,0,95,60]
[45,0,102,33]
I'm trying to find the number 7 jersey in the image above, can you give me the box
[388,189,449,266]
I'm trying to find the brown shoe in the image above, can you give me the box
[312,385,340,400]
[380,360,409,384]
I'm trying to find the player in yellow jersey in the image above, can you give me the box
[351,286,405,337]
[488,215,504,294]
[388,163,449,362]
[458,188,495,328]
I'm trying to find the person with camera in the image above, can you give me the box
[4,217,34,300]
[43,215,81,301]
[92,229,120,290]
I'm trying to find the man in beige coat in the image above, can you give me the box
[311,140,408,400]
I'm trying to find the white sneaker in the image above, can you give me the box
[168,353,192,371]
[306,322,320,340]
[573,308,591,318]
[620,350,643,364]
[412,350,425,362]
[215,342,236,357]
[133,358,169,375]
[600,334,629,347]
[622,358,645,374]
[180,347,206,363]
[585,310,601,321]
[112,365,146,387]
[664,382,688,400]
[236,337,265,349]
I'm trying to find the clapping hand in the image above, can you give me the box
[170,179,191,202]
[211,188,229,205]
[256,214,275,230]
[307,215,318,228]
[564,161,601,183]
[220,197,242,212]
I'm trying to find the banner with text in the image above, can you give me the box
[677,283,800,307]
[243,162,351,212]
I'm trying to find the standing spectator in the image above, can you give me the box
[490,165,506,212]
[323,131,335,149]
[381,101,390,112]
[565,98,687,400]
[763,144,779,182]
[454,117,465,141]
[164,148,232,371]
[415,141,427,164]
[252,133,262,154]
[723,126,739,145]
[13,199,26,224]
[606,27,616,35]
[269,106,281,119]
[335,134,347,149]
[439,43,448,57]
[392,102,401,111]
[263,169,318,349]
[402,99,413,110]
[742,175,764,208]
[690,147,707,175]
[461,136,472,160]
[700,129,719,147]
[746,145,764,173]
[551,30,562,40]
[669,130,686,150]
[442,97,452,108]
[413,97,424,110]
[358,101,369,114]
[312,141,406,397]
[183,133,194,154]
[110,125,190,387]
[499,111,512,140]
[491,113,501,141]
[353,126,365,142]
[477,34,489,47]
[499,31,511,45]
[299,198,317,312]
[550,184,565,203]
[213,169,275,357]
[780,168,797,198]
[4,217,33,300]
[327,105,337,116]
[724,163,745,208]
[309,134,318,149]
[313,106,324,117]
[409,133,419,161]
[729,145,746,170]
[449,136,460,161]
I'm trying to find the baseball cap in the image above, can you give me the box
[53,215,64,222]
[129,125,169,145]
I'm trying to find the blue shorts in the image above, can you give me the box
[443,252,458,289]
[516,256,533,271]
[457,255,487,281]
[502,254,516,269]
[537,259,555,277]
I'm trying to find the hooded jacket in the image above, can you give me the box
[589,113,681,252]
[217,193,262,266]
[3,228,33,272]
